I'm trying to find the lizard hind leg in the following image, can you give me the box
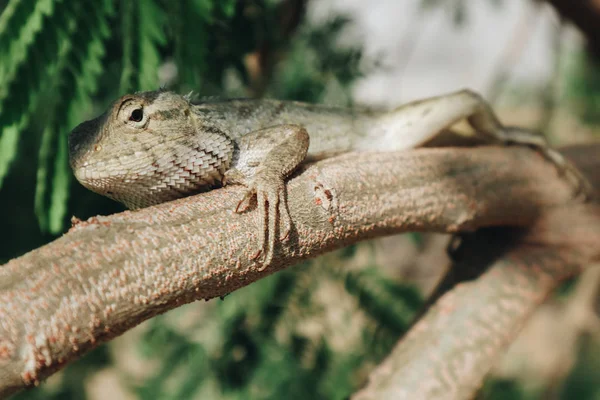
[225,124,310,271]
[380,89,593,200]
[462,93,595,200]
[499,127,594,200]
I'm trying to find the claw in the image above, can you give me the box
[235,187,256,213]
[280,228,291,242]
[251,249,262,260]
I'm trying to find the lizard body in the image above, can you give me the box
[68,89,587,269]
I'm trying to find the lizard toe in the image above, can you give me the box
[501,129,594,201]
[235,186,257,213]
[251,175,288,271]
[540,148,594,201]
[278,185,292,241]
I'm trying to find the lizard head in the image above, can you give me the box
[68,90,229,208]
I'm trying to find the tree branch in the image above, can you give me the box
[351,144,600,400]
[0,144,598,397]
[352,204,600,400]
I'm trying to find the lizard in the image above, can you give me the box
[68,88,591,270]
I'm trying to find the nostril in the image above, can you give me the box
[68,112,107,169]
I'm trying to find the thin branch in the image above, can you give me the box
[0,144,598,397]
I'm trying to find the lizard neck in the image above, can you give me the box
[193,126,236,178]
[123,122,236,209]
[187,109,237,179]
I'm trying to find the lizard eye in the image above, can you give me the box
[129,109,143,122]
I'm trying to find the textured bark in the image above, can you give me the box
[0,144,598,398]
[352,205,600,400]
[352,144,600,400]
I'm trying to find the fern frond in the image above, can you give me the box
[120,0,166,92]
[34,0,113,232]
[344,268,422,334]
[0,0,54,86]
[139,0,166,90]
[172,0,209,89]
[0,0,58,188]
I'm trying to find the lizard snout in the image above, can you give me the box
[68,113,108,171]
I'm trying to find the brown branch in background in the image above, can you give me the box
[543,0,600,56]
[0,144,598,398]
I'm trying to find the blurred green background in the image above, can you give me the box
[1,0,599,399]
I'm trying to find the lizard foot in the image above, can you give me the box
[500,128,595,201]
[227,168,292,271]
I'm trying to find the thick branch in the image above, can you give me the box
[352,204,600,400]
[351,145,600,400]
[0,145,597,397]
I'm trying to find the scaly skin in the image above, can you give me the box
[68,89,591,270]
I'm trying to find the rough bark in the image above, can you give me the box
[352,144,600,399]
[352,204,600,400]
[0,144,598,398]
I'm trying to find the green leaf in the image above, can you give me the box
[48,129,70,232]
[0,0,58,188]
[139,0,166,90]
[166,0,212,90]
[344,268,422,335]
[0,116,26,186]
[217,0,236,18]
[34,0,113,233]
[120,0,166,92]
[0,0,54,86]
[34,126,55,232]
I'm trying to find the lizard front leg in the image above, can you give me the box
[224,124,309,270]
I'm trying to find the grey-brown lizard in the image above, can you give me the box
[68,89,589,270]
